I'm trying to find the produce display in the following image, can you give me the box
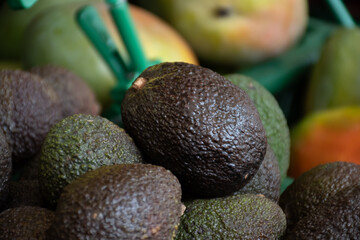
[1,0,360,239]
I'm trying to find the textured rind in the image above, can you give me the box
[226,74,290,181]
[176,194,286,240]
[234,144,281,202]
[121,62,267,197]
[30,65,101,118]
[0,128,11,207]
[279,161,360,231]
[38,114,144,207]
[47,164,183,240]
[0,206,55,240]
[284,184,360,239]
[0,69,61,162]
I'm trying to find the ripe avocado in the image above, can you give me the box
[175,194,286,239]
[0,69,61,162]
[284,184,360,239]
[226,74,290,181]
[0,206,54,240]
[121,62,267,198]
[279,161,360,231]
[47,164,183,239]
[0,128,11,208]
[233,144,281,202]
[38,114,144,207]
[30,65,101,118]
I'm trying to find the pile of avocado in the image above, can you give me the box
[1,62,358,239]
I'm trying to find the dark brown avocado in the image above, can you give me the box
[121,62,267,198]
[0,128,11,208]
[47,164,183,240]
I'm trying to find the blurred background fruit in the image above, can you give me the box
[1,1,198,108]
[288,107,360,178]
[305,27,360,114]
[131,0,308,69]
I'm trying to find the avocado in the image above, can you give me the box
[39,114,144,207]
[306,28,360,114]
[0,206,54,240]
[47,164,183,239]
[284,184,360,239]
[0,69,61,162]
[121,62,267,198]
[5,180,44,209]
[0,128,11,209]
[279,161,360,231]
[226,74,290,181]
[176,194,286,239]
[233,144,281,202]
[30,65,101,118]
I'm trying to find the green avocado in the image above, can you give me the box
[176,194,286,239]
[0,206,55,240]
[30,65,101,119]
[121,62,267,198]
[0,69,61,162]
[306,28,360,113]
[233,144,281,202]
[279,161,360,232]
[38,114,144,207]
[0,128,11,208]
[284,184,360,239]
[226,74,290,181]
[47,164,183,239]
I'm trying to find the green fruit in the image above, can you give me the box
[233,144,281,202]
[30,65,101,118]
[176,194,286,239]
[0,206,55,239]
[0,0,99,60]
[121,62,267,198]
[0,70,61,162]
[284,184,360,239]
[47,164,183,239]
[0,128,11,208]
[306,27,360,113]
[38,114,144,207]
[226,74,290,181]
[279,161,360,231]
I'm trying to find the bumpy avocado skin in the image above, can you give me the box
[30,65,100,118]
[176,194,286,239]
[226,74,290,181]
[121,62,267,198]
[47,164,183,240]
[284,184,360,239]
[279,162,360,231]
[0,128,11,208]
[0,70,61,162]
[39,114,144,207]
[234,144,281,202]
[0,206,55,240]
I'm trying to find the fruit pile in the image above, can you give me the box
[1,0,360,239]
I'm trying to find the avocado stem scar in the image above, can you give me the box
[132,77,147,90]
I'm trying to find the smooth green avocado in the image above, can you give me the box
[121,62,267,198]
[226,73,290,181]
[47,164,183,239]
[176,194,286,239]
[38,114,144,207]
